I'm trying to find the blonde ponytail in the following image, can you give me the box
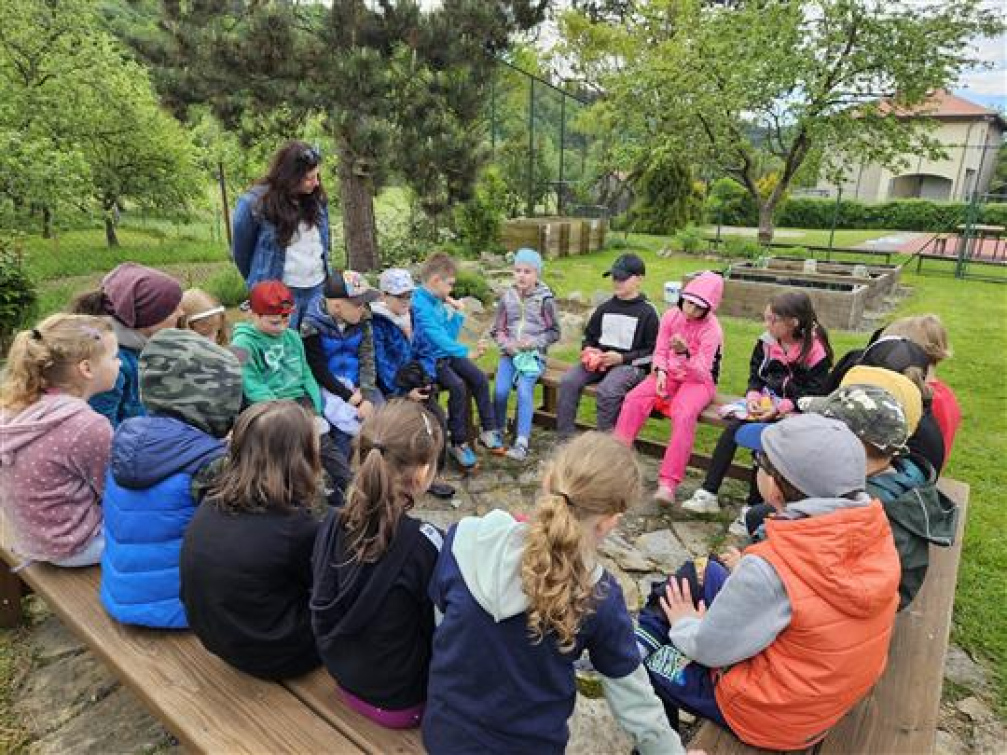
[1,314,112,410]
[521,431,641,652]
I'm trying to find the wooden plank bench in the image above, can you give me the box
[534,357,752,481]
[689,477,969,754]
[0,514,422,754]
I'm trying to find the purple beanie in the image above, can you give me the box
[101,263,183,329]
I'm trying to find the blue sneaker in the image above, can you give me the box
[479,429,505,452]
[450,443,478,469]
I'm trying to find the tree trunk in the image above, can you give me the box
[41,207,53,239]
[105,214,119,247]
[337,144,379,272]
[757,201,776,245]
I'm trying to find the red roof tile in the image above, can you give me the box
[878,89,1002,120]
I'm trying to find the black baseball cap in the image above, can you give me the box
[603,253,646,281]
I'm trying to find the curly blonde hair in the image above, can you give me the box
[521,431,641,652]
[1,314,113,411]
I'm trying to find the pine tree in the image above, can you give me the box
[124,0,545,270]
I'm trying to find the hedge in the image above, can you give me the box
[776,198,1007,232]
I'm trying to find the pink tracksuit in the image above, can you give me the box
[615,272,724,489]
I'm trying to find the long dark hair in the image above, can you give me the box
[339,400,443,563]
[255,140,327,248]
[768,290,834,366]
[205,401,321,514]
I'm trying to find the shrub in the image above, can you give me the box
[671,224,706,254]
[626,147,703,234]
[721,236,764,260]
[705,178,758,227]
[452,269,492,305]
[455,165,507,255]
[202,267,248,308]
[776,197,1005,232]
[0,238,39,353]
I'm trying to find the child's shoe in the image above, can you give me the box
[450,443,478,469]
[505,439,529,461]
[653,485,677,506]
[428,480,456,499]
[682,488,720,514]
[479,429,505,453]
[728,505,752,537]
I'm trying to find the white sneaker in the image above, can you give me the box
[728,505,751,537]
[682,488,720,514]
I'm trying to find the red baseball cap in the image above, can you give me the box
[248,281,295,316]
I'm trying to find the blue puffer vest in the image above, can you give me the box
[371,312,415,396]
[100,415,225,629]
[301,299,367,388]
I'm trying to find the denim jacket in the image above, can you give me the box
[231,185,332,288]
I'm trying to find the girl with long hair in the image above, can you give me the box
[682,289,833,515]
[181,400,323,679]
[311,400,444,729]
[0,314,119,566]
[231,140,331,327]
[422,432,684,755]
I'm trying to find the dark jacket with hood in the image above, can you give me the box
[181,502,321,680]
[100,416,224,628]
[867,455,958,610]
[310,508,442,709]
[746,332,831,415]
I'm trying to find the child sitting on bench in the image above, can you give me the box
[636,414,899,751]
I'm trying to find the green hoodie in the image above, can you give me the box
[231,322,322,413]
[868,455,958,610]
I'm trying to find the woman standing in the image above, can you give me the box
[232,141,331,328]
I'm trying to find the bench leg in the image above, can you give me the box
[0,566,25,628]
[541,383,557,415]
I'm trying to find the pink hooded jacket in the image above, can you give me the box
[0,393,112,560]
[653,272,725,387]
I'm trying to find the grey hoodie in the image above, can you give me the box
[670,494,876,667]
[448,510,684,755]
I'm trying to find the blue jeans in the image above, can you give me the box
[494,355,538,442]
[288,283,324,331]
[636,559,732,731]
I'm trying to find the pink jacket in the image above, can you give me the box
[653,272,725,386]
[0,394,112,560]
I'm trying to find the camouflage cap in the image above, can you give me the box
[139,328,243,438]
[801,384,909,454]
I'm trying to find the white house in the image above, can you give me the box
[817,90,1005,202]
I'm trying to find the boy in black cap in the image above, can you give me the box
[556,253,659,436]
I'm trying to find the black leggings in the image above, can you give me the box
[702,419,762,504]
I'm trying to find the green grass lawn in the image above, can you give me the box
[693,226,903,248]
[545,236,1007,711]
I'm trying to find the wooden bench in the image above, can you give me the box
[689,477,969,754]
[534,358,752,481]
[0,515,423,754]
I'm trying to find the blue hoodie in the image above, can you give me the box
[100,416,224,629]
[411,285,467,375]
[423,510,683,755]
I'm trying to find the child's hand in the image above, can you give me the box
[671,334,688,354]
[446,296,464,312]
[516,337,533,350]
[357,399,375,420]
[659,577,706,626]
[719,546,743,571]
[407,387,430,402]
[473,338,488,359]
[600,351,623,368]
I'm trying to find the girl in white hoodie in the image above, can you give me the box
[0,314,120,566]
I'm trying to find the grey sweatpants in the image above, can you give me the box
[556,363,645,436]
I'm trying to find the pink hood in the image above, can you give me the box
[681,272,724,313]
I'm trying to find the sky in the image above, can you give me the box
[955,32,1007,112]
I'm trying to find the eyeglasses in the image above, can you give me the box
[753,450,765,469]
[763,311,781,324]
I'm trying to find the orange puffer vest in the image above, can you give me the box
[715,501,900,751]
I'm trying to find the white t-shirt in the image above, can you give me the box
[283,222,326,288]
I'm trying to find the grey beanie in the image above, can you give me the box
[760,413,866,498]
